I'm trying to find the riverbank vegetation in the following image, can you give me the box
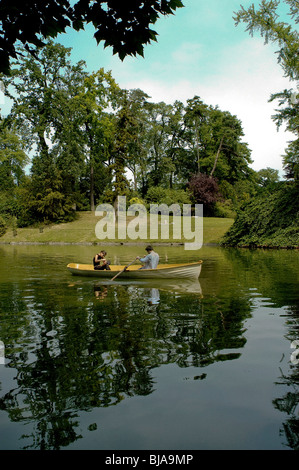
[222,0,299,248]
[222,182,299,248]
[0,1,298,248]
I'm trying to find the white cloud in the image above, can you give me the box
[118,37,294,176]
[199,38,294,174]
[171,42,204,65]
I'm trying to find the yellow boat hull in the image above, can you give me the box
[67,261,203,279]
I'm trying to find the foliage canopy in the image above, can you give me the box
[0,0,184,74]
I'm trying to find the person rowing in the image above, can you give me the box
[136,245,159,270]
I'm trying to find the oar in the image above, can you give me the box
[111,258,138,281]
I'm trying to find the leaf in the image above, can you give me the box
[72,19,84,31]
[0,52,11,75]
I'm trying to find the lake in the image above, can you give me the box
[0,243,298,450]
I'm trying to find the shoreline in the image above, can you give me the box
[0,241,185,246]
[0,240,297,249]
[0,240,217,247]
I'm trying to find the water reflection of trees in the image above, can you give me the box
[226,249,299,448]
[0,278,252,449]
[221,249,299,450]
[1,247,298,449]
[273,304,299,450]
[222,248,299,307]
[273,368,299,450]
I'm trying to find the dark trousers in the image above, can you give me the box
[94,260,111,270]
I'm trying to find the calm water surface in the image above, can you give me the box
[0,244,298,450]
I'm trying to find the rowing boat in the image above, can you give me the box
[67,260,203,279]
[67,261,203,279]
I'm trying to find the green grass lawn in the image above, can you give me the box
[0,211,234,245]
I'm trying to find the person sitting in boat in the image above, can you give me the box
[136,245,159,269]
[93,250,111,270]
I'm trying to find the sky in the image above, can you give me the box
[1,0,296,176]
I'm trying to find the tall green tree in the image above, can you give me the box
[2,41,122,215]
[121,88,151,193]
[0,123,28,189]
[203,107,253,184]
[0,119,29,222]
[110,92,136,202]
[2,41,88,222]
[234,0,299,181]
[2,41,87,172]
[143,101,178,189]
[183,96,210,175]
[182,97,253,183]
[73,68,120,210]
[163,100,186,188]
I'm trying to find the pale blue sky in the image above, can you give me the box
[1,0,296,175]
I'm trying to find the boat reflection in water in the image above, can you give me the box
[93,277,202,301]
[94,284,108,300]
[146,288,160,305]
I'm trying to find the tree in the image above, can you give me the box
[257,167,279,187]
[0,123,28,189]
[188,173,221,216]
[110,92,137,202]
[144,101,178,189]
[0,119,29,222]
[121,88,151,192]
[182,97,253,184]
[183,96,209,174]
[234,0,299,80]
[2,41,87,163]
[164,100,186,188]
[234,0,299,181]
[19,168,76,224]
[73,68,120,210]
[2,41,121,213]
[202,107,253,183]
[0,0,184,74]
[1,41,89,221]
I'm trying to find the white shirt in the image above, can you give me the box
[139,251,159,269]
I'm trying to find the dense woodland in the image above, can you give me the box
[0,0,298,246]
[0,40,263,226]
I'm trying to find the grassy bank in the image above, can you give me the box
[0,212,234,245]
[222,183,299,248]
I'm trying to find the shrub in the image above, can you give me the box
[145,187,191,211]
[0,215,7,237]
[222,182,299,247]
[214,200,236,219]
[128,196,145,206]
[188,173,221,216]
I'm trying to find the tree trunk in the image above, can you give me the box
[86,122,95,211]
[90,162,95,211]
[210,136,224,178]
[195,116,200,172]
